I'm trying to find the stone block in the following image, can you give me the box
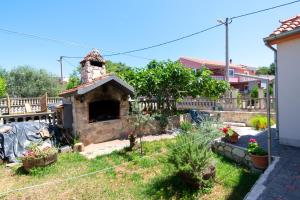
[232,148,246,157]
[224,151,233,158]
[73,142,85,152]
[218,146,224,151]
[245,155,251,161]
[224,146,232,152]
[59,145,73,153]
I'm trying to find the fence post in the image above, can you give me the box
[258,88,265,109]
[231,89,239,111]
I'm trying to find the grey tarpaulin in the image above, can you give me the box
[0,122,50,163]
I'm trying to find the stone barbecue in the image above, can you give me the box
[60,49,134,145]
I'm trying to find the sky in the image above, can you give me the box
[0,0,299,78]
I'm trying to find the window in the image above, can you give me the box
[228,69,235,77]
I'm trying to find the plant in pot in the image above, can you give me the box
[21,143,58,172]
[247,138,268,169]
[220,126,239,143]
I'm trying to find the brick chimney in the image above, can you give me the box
[80,49,106,84]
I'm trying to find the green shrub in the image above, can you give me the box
[168,132,214,189]
[195,120,223,140]
[180,121,193,132]
[250,115,275,130]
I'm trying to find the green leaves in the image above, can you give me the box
[124,60,230,111]
[0,77,6,97]
[4,65,61,97]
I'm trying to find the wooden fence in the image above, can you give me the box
[0,97,62,115]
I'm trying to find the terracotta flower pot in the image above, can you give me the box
[250,154,268,169]
[225,131,239,143]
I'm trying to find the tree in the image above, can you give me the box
[125,60,230,111]
[66,66,81,90]
[256,63,275,75]
[0,77,6,97]
[6,66,61,97]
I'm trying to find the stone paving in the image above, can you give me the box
[232,128,300,200]
[255,145,300,200]
[81,131,179,159]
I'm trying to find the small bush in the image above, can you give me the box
[180,121,193,132]
[195,120,223,140]
[250,115,275,130]
[168,132,214,189]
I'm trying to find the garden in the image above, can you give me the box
[0,60,266,199]
[0,121,259,200]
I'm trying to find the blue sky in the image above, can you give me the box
[0,0,299,78]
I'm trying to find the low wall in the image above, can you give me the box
[211,137,254,169]
[80,113,191,145]
[206,110,276,126]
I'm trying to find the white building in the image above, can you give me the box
[264,14,300,147]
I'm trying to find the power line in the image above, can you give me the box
[0,0,299,61]
[104,0,300,57]
[230,0,300,20]
[0,27,91,49]
[103,24,223,56]
[0,27,153,61]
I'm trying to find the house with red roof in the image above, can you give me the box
[179,57,258,93]
[264,14,300,147]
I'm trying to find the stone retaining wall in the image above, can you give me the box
[211,137,254,168]
[206,110,276,126]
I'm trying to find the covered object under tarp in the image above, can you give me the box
[0,122,51,163]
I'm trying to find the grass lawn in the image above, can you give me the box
[0,139,259,200]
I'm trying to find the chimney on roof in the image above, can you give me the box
[80,49,106,84]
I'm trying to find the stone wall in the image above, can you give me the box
[211,138,253,168]
[76,113,190,145]
[206,110,276,126]
[72,84,130,145]
[81,60,106,84]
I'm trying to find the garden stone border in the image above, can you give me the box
[211,137,281,200]
[211,137,258,171]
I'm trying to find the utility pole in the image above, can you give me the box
[218,18,231,81]
[225,17,229,82]
[57,56,63,84]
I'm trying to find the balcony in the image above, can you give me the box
[211,75,225,80]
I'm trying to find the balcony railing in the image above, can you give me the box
[211,75,225,80]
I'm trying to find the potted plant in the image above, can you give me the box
[21,143,58,172]
[220,126,239,143]
[247,138,268,169]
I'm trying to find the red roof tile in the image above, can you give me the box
[180,57,252,70]
[271,14,300,35]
